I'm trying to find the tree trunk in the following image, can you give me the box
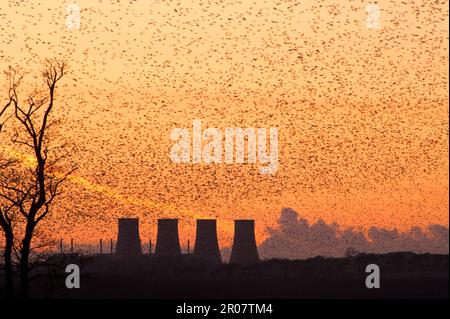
[3,230,14,299]
[19,225,34,299]
[19,249,29,299]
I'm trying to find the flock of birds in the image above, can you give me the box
[0,0,447,251]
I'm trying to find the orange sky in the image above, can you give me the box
[0,0,448,248]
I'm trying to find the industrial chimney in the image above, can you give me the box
[115,218,142,257]
[230,219,259,265]
[155,219,181,256]
[193,219,222,264]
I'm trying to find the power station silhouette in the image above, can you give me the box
[115,218,142,257]
[155,219,182,256]
[193,219,222,264]
[114,217,259,264]
[230,220,260,265]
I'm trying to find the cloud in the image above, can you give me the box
[258,208,449,260]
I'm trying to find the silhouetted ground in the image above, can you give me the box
[2,252,448,299]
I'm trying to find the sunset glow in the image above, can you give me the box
[0,0,448,250]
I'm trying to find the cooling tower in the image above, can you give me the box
[155,219,181,256]
[230,220,259,265]
[115,218,142,257]
[193,219,222,264]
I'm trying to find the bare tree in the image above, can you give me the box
[0,59,75,298]
[0,72,20,299]
[0,163,16,300]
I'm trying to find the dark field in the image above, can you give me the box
[8,252,445,299]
